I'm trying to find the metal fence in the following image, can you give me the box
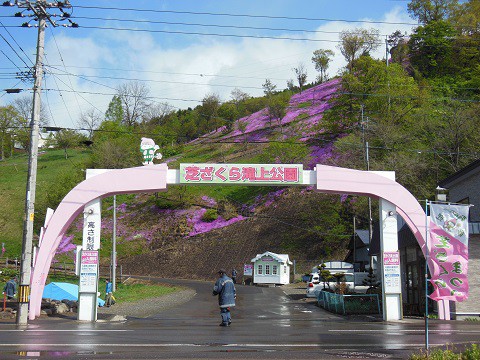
[1,257,122,283]
[317,291,381,315]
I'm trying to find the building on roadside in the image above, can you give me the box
[438,158,480,319]
[251,251,292,285]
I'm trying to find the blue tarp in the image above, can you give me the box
[42,282,105,307]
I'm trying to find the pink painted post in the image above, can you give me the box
[29,164,168,320]
[315,165,426,252]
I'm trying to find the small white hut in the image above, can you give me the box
[250,251,292,285]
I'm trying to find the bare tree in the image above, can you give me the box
[312,49,335,83]
[338,28,380,72]
[13,96,49,128]
[143,102,174,125]
[0,105,18,160]
[230,88,249,109]
[116,81,150,126]
[78,107,101,139]
[12,96,49,151]
[293,63,308,93]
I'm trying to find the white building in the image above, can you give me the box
[251,251,292,285]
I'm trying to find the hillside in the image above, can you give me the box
[0,80,348,279]
[49,79,351,281]
[115,189,351,281]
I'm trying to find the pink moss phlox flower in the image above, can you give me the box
[201,196,217,207]
[56,235,76,254]
[186,208,245,237]
[188,215,245,237]
[308,143,334,169]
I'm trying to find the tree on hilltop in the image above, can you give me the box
[293,63,308,93]
[312,49,334,84]
[407,0,459,24]
[116,81,150,127]
[338,28,380,73]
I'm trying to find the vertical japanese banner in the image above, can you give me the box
[428,203,470,302]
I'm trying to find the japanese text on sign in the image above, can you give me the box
[383,251,401,294]
[180,164,303,185]
[79,250,98,293]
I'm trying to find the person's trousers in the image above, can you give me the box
[220,307,231,324]
[105,293,112,306]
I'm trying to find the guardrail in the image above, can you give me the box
[1,258,122,283]
[317,291,381,315]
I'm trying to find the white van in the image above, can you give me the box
[305,272,355,298]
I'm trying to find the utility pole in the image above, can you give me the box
[9,0,74,326]
[385,36,389,67]
[112,195,117,291]
[360,105,373,247]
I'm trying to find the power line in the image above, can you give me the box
[0,21,34,66]
[47,28,83,115]
[71,25,341,43]
[70,15,389,37]
[74,5,420,26]
[46,69,266,91]
[0,33,31,69]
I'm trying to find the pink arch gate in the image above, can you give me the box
[29,163,428,321]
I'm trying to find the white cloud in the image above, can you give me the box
[40,6,414,128]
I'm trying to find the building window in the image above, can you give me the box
[273,265,277,275]
[265,265,270,275]
[258,264,262,275]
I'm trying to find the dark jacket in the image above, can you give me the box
[213,274,236,308]
[3,279,16,298]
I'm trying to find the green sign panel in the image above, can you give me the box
[180,163,303,185]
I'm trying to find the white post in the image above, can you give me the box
[78,199,101,321]
[78,169,104,322]
[380,199,402,321]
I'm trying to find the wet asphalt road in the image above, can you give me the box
[0,278,479,359]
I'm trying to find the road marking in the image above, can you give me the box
[329,329,480,333]
[0,329,131,332]
[0,343,446,348]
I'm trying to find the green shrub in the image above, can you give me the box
[463,344,480,359]
[202,209,218,222]
[410,344,480,359]
[0,268,19,283]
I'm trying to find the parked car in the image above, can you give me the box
[305,272,355,298]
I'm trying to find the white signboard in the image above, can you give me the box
[82,200,101,250]
[244,264,253,276]
[383,251,401,294]
[79,250,99,293]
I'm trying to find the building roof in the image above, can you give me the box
[250,251,292,265]
[439,158,480,188]
[354,229,370,246]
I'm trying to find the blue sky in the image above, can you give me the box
[0,0,416,128]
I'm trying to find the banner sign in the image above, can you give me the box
[383,251,401,293]
[428,203,470,302]
[244,264,253,276]
[180,164,303,185]
[79,250,99,293]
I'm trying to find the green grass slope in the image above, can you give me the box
[0,149,91,257]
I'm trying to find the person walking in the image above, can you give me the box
[231,268,237,284]
[213,269,236,327]
[2,276,17,300]
[105,279,113,307]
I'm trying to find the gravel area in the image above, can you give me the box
[97,287,196,319]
